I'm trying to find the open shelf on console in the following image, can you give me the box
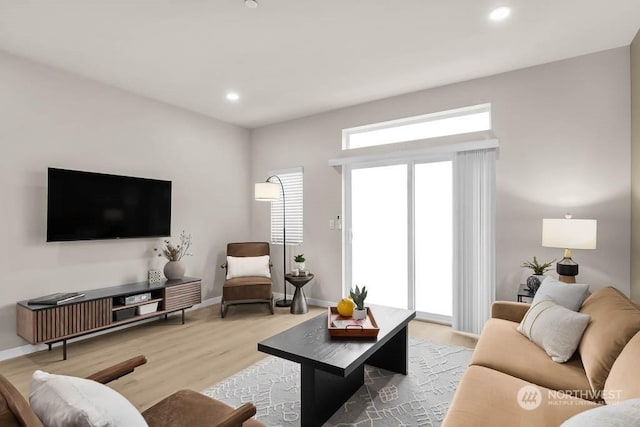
[112,297,163,311]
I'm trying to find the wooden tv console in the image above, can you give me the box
[16,277,201,360]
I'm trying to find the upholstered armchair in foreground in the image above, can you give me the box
[220,242,274,318]
[0,355,265,427]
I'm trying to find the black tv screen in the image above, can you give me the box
[47,168,171,242]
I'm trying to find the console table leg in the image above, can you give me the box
[62,340,67,361]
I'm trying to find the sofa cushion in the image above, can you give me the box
[517,298,591,363]
[442,366,599,427]
[603,331,640,404]
[560,398,640,427]
[578,287,640,393]
[533,277,590,311]
[471,319,593,398]
[142,390,264,427]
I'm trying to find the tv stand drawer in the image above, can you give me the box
[165,281,201,311]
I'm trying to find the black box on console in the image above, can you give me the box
[113,307,137,322]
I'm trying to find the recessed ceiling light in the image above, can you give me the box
[489,6,511,21]
[244,0,258,9]
[226,92,240,102]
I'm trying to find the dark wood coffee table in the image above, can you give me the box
[257,304,416,426]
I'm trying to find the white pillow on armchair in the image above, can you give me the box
[226,255,271,279]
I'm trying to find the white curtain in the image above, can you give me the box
[453,149,496,334]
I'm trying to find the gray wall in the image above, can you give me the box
[251,47,631,304]
[0,51,252,351]
[632,30,640,302]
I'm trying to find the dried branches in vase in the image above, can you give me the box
[155,231,193,261]
[155,231,193,280]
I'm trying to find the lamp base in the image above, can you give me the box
[558,275,576,284]
[275,299,292,308]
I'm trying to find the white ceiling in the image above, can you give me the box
[0,1,639,128]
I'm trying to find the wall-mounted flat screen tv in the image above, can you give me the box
[47,168,172,242]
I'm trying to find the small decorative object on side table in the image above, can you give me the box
[517,283,536,303]
[520,256,554,294]
[294,254,306,271]
[284,273,314,314]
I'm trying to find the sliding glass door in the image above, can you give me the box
[350,164,408,309]
[346,159,453,321]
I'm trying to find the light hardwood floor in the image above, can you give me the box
[0,303,476,411]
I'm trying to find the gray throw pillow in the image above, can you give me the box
[532,276,590,311]
[517,298,591,363]
[560,398,640,427]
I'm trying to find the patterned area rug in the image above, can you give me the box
[203,338,473,426]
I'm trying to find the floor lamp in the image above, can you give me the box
[255,175,291,307]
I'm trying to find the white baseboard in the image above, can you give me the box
[272,292,334,309]
[275,293,455,327]
[306,296,333,307]
[0,296,222,362]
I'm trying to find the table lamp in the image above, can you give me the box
[542,214,597,283]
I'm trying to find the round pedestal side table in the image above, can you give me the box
[284,273,314,314]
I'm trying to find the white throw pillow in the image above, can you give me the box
[29,370,148,427]
[517,298,591,363]
[560,398,640,427]
[226,255,271,280]
[532,276,590,311]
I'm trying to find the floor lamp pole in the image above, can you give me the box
[267,175,291,307]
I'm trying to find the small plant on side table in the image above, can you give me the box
[520,256,555,293]
[294,254,306,272]
[349,285,368,320]
[520,256,554,275]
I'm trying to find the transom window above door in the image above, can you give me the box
[342,104,491,150]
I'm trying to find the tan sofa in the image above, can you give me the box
[443,287,640,427]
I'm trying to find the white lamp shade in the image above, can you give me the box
[255,182,280,201]
[542,218,597,250]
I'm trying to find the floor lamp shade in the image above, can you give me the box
[255,182,281,201]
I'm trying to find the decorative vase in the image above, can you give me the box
[164,261,185,280]
[353,308,366,320]
[295,262,306,271]
[526,275,545,294]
